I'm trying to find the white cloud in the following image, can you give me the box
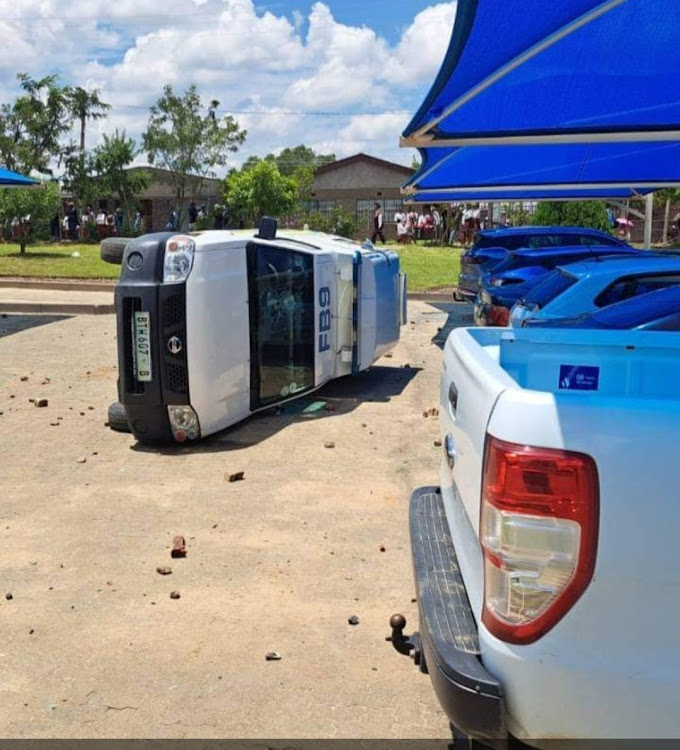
[0,1,457,169]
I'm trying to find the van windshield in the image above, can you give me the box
[247,243,315,408]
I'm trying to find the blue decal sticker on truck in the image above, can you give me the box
[559,365,600,391]
[318,286,331,353]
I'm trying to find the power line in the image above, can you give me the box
[106,102,412,117]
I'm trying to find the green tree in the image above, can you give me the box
[0,74,74,175]
[224,160,296,226]
[68,86,110,156]
[271,145,334,177]
[143,85,247,224]
[0,182,60,253]
[655,189,680,244]
[302,207,358,239]
[90,130,150,229]
[532,201,611,233]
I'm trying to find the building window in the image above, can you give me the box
[356,199,405,226]
[300,200,338,217]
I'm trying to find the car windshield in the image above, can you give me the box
[521,270,578,309]
[247,243,315,408]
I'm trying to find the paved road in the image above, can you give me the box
[0,301,472,739]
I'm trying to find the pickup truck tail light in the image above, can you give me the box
[480,436,599,644]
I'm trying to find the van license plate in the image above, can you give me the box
[134,312,152,382]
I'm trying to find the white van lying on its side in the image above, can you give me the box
[391,325,680,745]
[113,221,406,444]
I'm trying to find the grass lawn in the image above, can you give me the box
[0,239,463,292]
[0,243,119,280]
[390,242,462,292]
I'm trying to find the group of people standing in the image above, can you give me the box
[370,202,484,246]
[371,202,447,245]
[49,204,144,243]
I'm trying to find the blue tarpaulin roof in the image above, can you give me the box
[405,187,653,203]
[402,0,680,147]
[0,167,38,186]
[404,142,680,197]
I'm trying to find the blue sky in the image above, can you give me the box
[0,1,458,168]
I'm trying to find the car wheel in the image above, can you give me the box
[100,237,132,265]
[108,401,131,433]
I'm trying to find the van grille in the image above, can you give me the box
[161,290,189,398]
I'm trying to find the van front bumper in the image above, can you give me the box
[405,486,506,740]
[114,233,191,444]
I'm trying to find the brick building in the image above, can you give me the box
[309,154,414,239]
[98,167,223,232]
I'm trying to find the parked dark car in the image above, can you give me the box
[524,284,680,331]
[457,225,630,301]
[473,244,642,326]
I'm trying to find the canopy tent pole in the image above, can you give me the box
[608,200,646,221]
[644,192,654,247]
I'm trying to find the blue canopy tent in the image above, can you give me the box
[405,187,653,203]
[0,167,39,187]
[401,0,680,148]
[404,142,680,194]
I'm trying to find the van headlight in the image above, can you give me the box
[168,405,200,442]
[164,236,195,283]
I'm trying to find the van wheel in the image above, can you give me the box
[108,401,131,433]
[100,237,132,265]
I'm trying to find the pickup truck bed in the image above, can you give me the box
[403,327,680,744]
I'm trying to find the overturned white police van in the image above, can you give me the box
[113,220,406,444]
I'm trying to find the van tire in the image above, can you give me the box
[108,401,131,433]
[100,237,132,265]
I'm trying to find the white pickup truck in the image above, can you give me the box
[391,325,680,744]
[113,221,406,444]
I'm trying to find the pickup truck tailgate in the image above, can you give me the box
[438,326,680,739]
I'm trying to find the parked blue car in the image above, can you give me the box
[524,285,680,331]
[510,254,680,327]
[474,244,642,326]
[457,225,630,301]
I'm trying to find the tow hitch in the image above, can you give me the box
[387,613,426,672]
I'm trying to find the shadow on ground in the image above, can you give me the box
[429,302,474,349]
[0,313,72,339]
[131,364,422,454]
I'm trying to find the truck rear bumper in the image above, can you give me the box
[410,486,506,740]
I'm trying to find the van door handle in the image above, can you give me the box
[444,434,457,469]
[448,382,458,415]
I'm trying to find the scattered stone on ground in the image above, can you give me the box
[226,471,245,483]
[20,376,28,382]
[348,615,360,626]
[76,457,87,464]
[171,536,187,558]
[169,591,181,600]
[34,399,48,408]
[49,422,60,427]
[379,545,386,552]
[384,352,393,358]
[265,652,282,661]
[156,566,172,576]
[5,593,13,600]
[324,441,335,449]
[434,439,442,447]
